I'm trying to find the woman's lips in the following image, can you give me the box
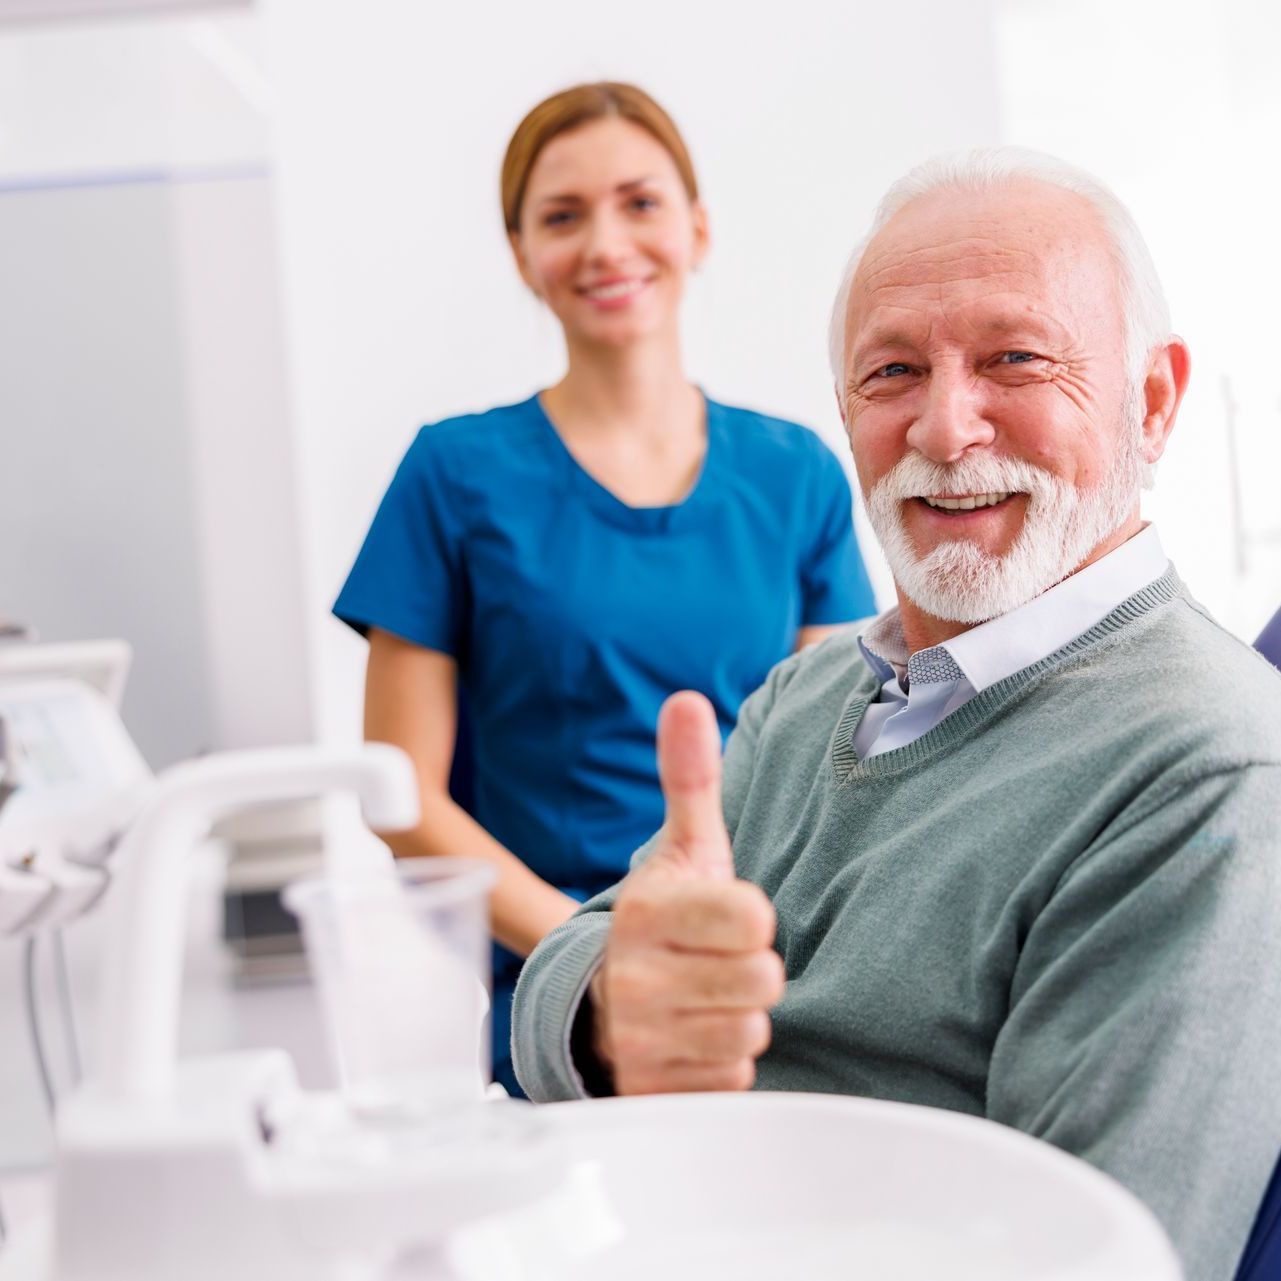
[576,277,652,309]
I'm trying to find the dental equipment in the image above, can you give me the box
[0,641,149,939]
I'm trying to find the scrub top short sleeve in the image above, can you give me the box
[334,426,468,658]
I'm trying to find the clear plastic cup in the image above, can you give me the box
[284,857,496,1125]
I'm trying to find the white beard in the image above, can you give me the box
[866,415,1145,625]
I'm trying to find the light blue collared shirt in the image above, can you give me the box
[852,525,1170,760]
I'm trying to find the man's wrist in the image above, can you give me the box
[569,967,615,1097]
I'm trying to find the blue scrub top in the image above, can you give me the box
[334,393,876,1087]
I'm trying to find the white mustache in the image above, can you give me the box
[871,452,1062,505]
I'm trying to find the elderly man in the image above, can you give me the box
[511,149,1281,1280]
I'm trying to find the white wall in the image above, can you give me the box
[0,15,268,182]
[259,0,1005,745]
[171,174,315,751]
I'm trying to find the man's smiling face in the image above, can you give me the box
[842,180,1146,626]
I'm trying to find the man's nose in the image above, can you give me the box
[904,368,995,463]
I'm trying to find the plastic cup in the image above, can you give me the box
[284,857,496,1125]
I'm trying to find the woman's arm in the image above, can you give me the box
[363,628,578,956]
[795,624,844,651]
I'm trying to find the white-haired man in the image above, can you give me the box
[511,149,1281,1280]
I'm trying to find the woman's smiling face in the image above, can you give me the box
[511,117,708,350]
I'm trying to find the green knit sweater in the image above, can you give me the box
[512,571,1281,1281]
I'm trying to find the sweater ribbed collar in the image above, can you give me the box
[832,568,1185,780]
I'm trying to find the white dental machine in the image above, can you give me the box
[0,641,146,937]
[0,640,1184,1281]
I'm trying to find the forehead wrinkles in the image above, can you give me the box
[860,235,1046,291]
[847,190,1121,353]
[851,237,1056,329]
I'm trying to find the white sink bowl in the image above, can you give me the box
[493,1092,1182,1281]
[2,1090,1183,1281]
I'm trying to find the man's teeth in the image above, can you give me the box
[585,280,643,299]
[921,492,1010,511]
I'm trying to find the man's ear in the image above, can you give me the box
[509,231,541,300]
[1140,337,1191,465]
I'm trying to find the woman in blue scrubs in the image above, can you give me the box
[334,82,876,1095]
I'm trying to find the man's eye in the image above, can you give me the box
[874,363,913,379]
[1000,351,1039,364]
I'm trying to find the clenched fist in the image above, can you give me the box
[590,691,786,1095]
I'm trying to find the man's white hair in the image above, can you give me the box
[827,147,1171,406]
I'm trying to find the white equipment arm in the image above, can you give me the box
[98,744,419,1102]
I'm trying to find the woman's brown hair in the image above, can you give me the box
[501,82,699,233]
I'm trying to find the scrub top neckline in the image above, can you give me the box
[527,391,721,534]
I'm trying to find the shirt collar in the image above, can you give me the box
[858,525,1169,693]
[859,610,909,685]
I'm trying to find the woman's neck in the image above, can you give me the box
[544,331,699,440]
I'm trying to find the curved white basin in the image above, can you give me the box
[1,1091,1183,1281]
[482,1091,1183,1281]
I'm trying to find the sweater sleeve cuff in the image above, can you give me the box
[511,913,613,1102]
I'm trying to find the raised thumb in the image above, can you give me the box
[656,691,732,879]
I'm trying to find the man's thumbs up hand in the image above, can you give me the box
[590,692,786,1096]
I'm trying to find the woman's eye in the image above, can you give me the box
[543,210,577,227]
[999,351,1039,364]
[629,195,659,212]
